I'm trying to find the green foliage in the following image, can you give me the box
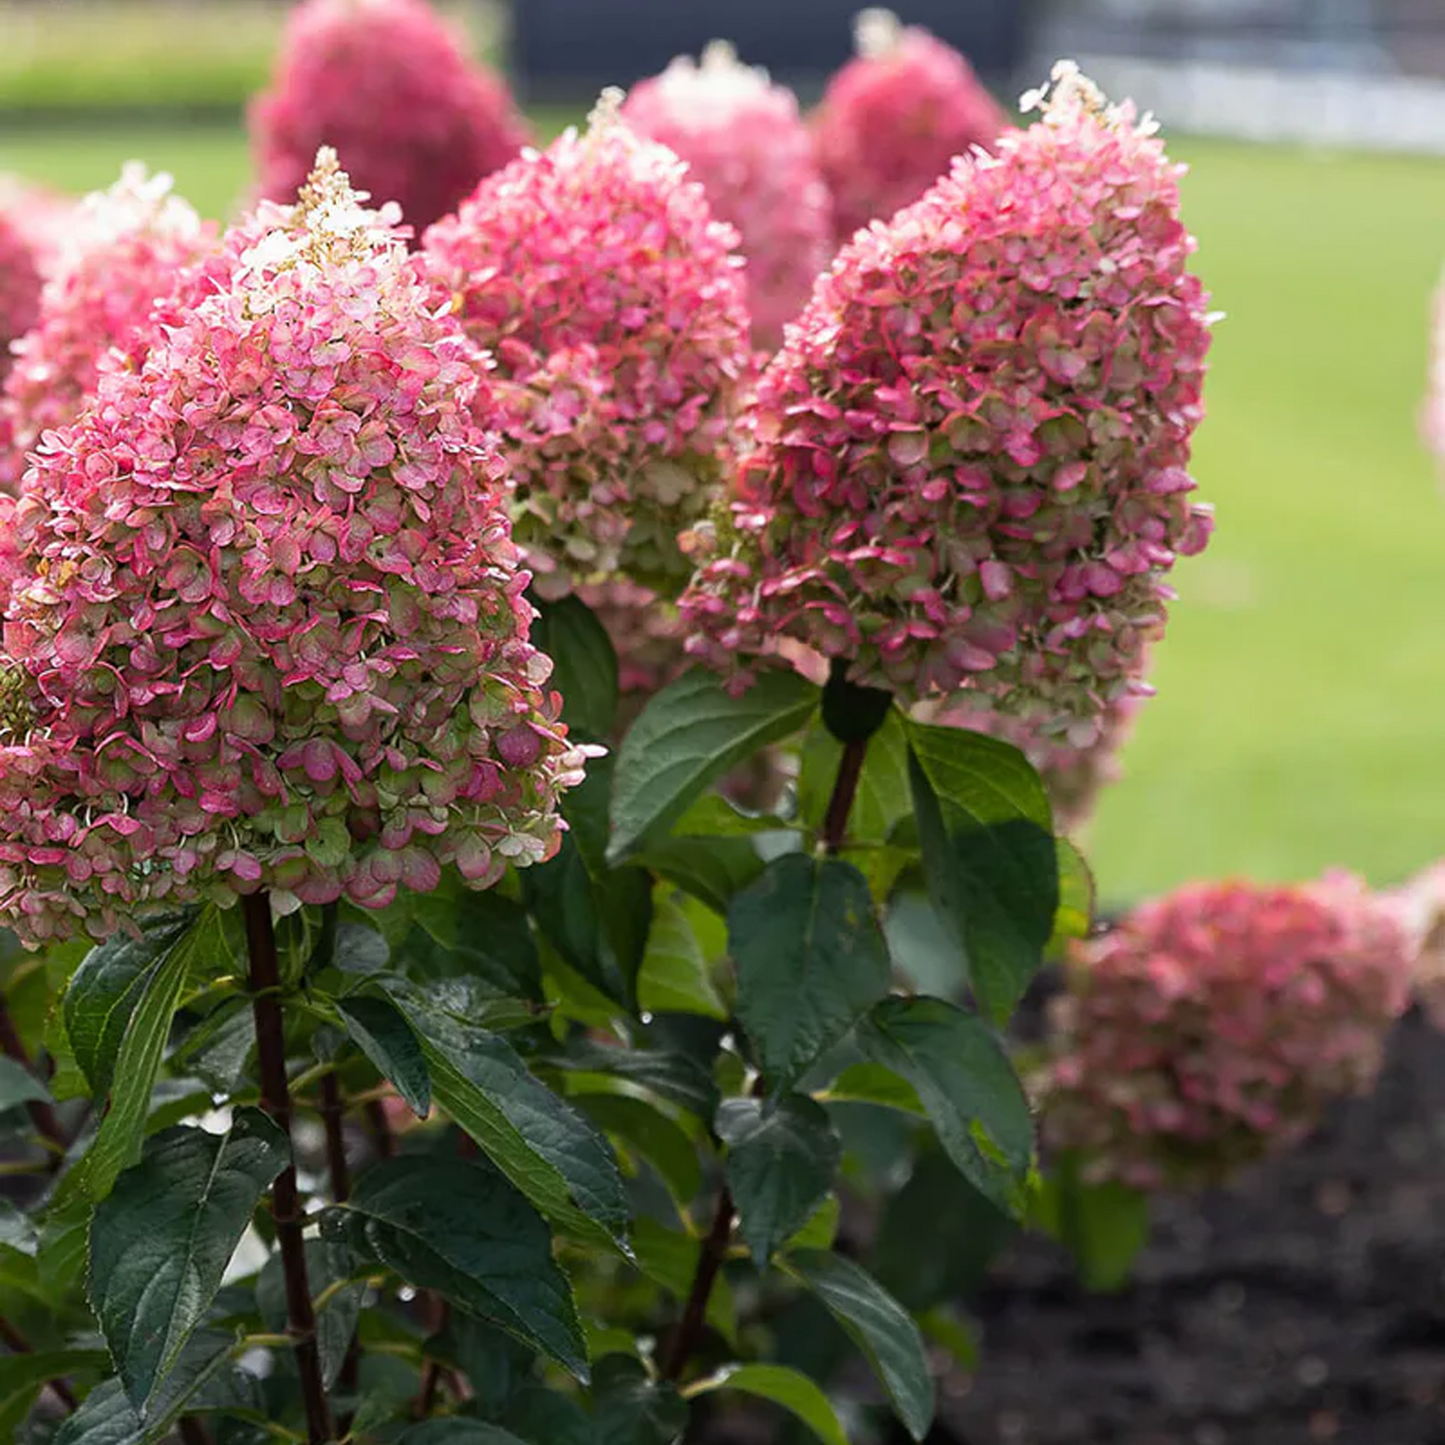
[688,1363,850,1445]
[1032,1154,1151,1293]
[531,595,620,742]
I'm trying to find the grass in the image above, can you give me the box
[1,123,1443,901]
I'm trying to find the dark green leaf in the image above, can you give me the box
[631,836,766,918]
[79,920,205,1201]
[592,1353,688,1445]
[0,1349,107,1435]
[729,855,890,1092]
[87,1108,288,1408]
[856,996,1033,1219]
[331,1155,587,1380]
[798,711,911,845]
[1048,838,1096,954]
[0,1199,36,1256]
[391,995,627,1249]
[575,1093,702,1206]
[400,1424,532,1445]
[433,1315,536,1421]
[787,1251,934,1442]
[636,890,726,1020]
[256,1237,363,1389]
[337,993,432,1118]
[532,593,619,742]
[64,912,194,1097]
[0,1055,52,1111]
[408,878,543,1000]
[542,1041,717,1122]
[630,1217,736,1344]
[1031,1154,1149,1293]
[690,1363,849,1445]
[608,667,819,864]
[906,722,1059,1023]
[785,1195,841,1252]
[503,1384,594,1445]
[333,920,389,976]
[168,1000,254,1094]
[717,1095,840,1267]
[824,1063,924,1115]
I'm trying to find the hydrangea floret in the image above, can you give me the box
[422,91,753,599]
[3,166,219,486]
[622,41,833,350]
[812,8,1008,243]
[250,0,531,238]
[681,62,1215,739]
[0,150,590,946]
[0,207,42,384]
[1039,876,1413,1190]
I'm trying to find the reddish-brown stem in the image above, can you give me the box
[318,1071,361,1424]
[820,737,869,855]
[177,1417,215,1445]
[363,1097,395,1159]
[243,894,334,1445]
[0,997,67,1170]
[662,1187,736,1382]
[0,1316,78,1411]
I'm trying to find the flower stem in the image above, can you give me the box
[820,737,869,856]
[0,996,67,1170]
[661,1187,736,1382]
[318,1070,361,1426]
[243,893,334,1445]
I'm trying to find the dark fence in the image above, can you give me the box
[512,0,1034,101]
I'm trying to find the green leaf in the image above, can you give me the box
[336,993,432,1118]
[1031,1154,1149,1293]
[688,1363,849,1445]
[905,722,1059,1023]
[1048,838,1096,954]
[78,921,202,1201]
[630,1217,736,1344]
[824,1063,925,1115]
[408,878,543,1000]
[0,1349,107,1435]
[632,835,767,917]
[786,1251,934,1442]
[393,994,627,1249]
[543,1040,718,1122]
[856,996,1033,1219]
[504,1385,595,1445]
[717,1095,840,1267]
[400,1424,532,1445]
[608,667,819,864]
[728,855,891,1092]
[0,1199,36,1256]
[64,912,194,1097]
[87,1107,288,1408]
[575,1093,702,1206]
[592,1353,688,1445]
[532,593,619,742]
[798,711,912,845]
[0,1054,52,1111]
[637,889,726,1020]
[330,1155,588,1381]
[256,1237,363,1389]
[785,1194,841,1252]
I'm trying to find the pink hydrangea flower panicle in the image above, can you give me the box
[681,62,1215,739]
[622,41,833,350]
[812,7,1008,243]
[250,0,532,240]
[1040,875,1414,1190]
[422,89,754,602]
[0,148,592,946]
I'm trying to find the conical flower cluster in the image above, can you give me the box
[681,64,1214,739]
[0,208,43,384]
[250,0,531,238]
[423,93,753,599]
[622,42,832,349]
[1040,876,1413,1190]
[3,167,219,490]
[812,9,1007,242]
[0,152,587,946]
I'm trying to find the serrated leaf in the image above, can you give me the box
[0,1349,106,1435]
[575,1093,701,1206]
[503,1384,594,1445]
[717,1095,840,1267]
[167,1001,254,1095]
[256,1236,363,1389]
[729,855,891,1093]
[592,1353,688,1445]
[786,1251,934,1442]
[542,1040,718,1122]
[400,1424,532,1445]
[856,996,1033,1219]
[798,711,911,846]
[905,722,1059,1023]
[630,1217,736,1345]
[637,889,726,1020]
[78,920,203,1202]
[87,1108,288,1408]
[331,1156,588,1380]
[408,877,542,1000]
[0,1055,52,1112]
[824,1063,925,1115]
[337,993,431,1118]
[392,994,627,1250]
[532,593,619,742]
[689,1363,849,1445]
[64,913,194,1098]
[608,667,819,865]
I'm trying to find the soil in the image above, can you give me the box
[939,1006,1445,1445]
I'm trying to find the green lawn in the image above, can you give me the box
[3,124,1443,902]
